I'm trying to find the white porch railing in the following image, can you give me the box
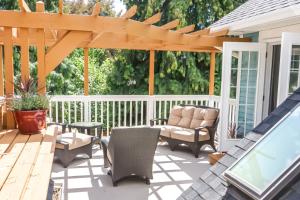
[49,95,236,134]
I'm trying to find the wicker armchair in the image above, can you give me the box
[101,127,160,186]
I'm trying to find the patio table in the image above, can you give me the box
[0,127,57,200]
[68,122,103,146]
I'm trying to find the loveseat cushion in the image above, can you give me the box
[190,108,218,129]
[171,129,210,142]
[177,106,195,128]
[167,105,183,125]
[154,125,184,137]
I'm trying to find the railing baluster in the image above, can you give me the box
[95,101,98,122]
[107,101,109,134]
[62,101,65,123]
[130,101,132,127]
[141,101,144,125]
[124,101,127,126]
[113,101,115,128]
[55,101,58,123]
[75,102,77,123]
[118,101,121,127]
[49,101,53,122]
[68,101,71,123]
[135,101,138,126]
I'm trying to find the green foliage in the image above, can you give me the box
[12,95,49,111]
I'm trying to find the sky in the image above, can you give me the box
[81,0,126,14]
[112,0,126,14]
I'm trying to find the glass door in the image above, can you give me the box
[219,42,266,151]
[278,33,300,105]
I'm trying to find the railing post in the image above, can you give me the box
[208,95,215,107]
[147,96,154,125]
[84,99,90,122]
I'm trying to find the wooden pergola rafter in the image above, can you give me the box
[0,1,251,128]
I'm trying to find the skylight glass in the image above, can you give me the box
[225,104,300,199]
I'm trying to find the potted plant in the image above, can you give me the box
[11,78,49,134]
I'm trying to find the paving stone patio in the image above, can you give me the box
[51,143,212,200]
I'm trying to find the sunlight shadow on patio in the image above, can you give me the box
[51,143,212,200]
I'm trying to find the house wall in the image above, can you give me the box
[259,23,300,42]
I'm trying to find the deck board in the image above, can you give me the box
[0,133,29,189]
[0,128,57,200]
[0,130,18,156]
[22,127,57,200]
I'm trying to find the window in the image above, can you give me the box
[224,104,300,200]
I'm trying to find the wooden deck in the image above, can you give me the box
[0,127,57,200]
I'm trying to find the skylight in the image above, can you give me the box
[224,104,300,200]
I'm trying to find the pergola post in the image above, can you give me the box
[84,48,89,96]
[149,50,155,96]
[4,27,15,128]
[20,28,30,82]
[0,45,3,96]
[209,52,216,96]
[36,2,46,95]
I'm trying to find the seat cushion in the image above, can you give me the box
[177,106,195,128]
[171,129,210,142]
[56,132,92,150]
[190,108,218,129]
[154,125,183,137]
[167,106,183,125]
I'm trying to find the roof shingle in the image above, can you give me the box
[179,87,300,200]
[211,0,300,29]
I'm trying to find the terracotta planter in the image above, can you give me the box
[14,110,47,134]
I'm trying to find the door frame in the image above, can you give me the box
[278,32,300,105]
[262,41,281,118]
[219,42,266,151]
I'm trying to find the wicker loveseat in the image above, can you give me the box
[150,105,219,158]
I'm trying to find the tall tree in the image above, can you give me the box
[107,0,246,95]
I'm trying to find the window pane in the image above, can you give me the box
[289,45,300,94]
[226,105,300,195]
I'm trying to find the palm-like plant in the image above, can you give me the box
[12,78,49,111]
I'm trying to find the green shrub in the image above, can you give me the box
[12,95,49,111]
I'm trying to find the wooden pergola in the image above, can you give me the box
[0,0,250,128]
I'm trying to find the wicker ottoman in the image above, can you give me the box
[55,132,94,168]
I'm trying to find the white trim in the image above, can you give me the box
[219,42,266,151]
[211,4,300,35]
[278,32,300,105]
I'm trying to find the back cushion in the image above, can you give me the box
[167,106,183,125]
[177,106,195,128]
[190,108,218,129]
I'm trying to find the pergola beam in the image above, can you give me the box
[18,0,31,12]
[0,11,126,33]
[160,19,179,30]
[91,3,101,16]
[20,28,30,82]
[121,5,137,19]
[143,13,161,25]
[176,25,195,34]
[190,28,210,36]
[209,28,229,37]
[58,0,63,14]
[45,31,92,75]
